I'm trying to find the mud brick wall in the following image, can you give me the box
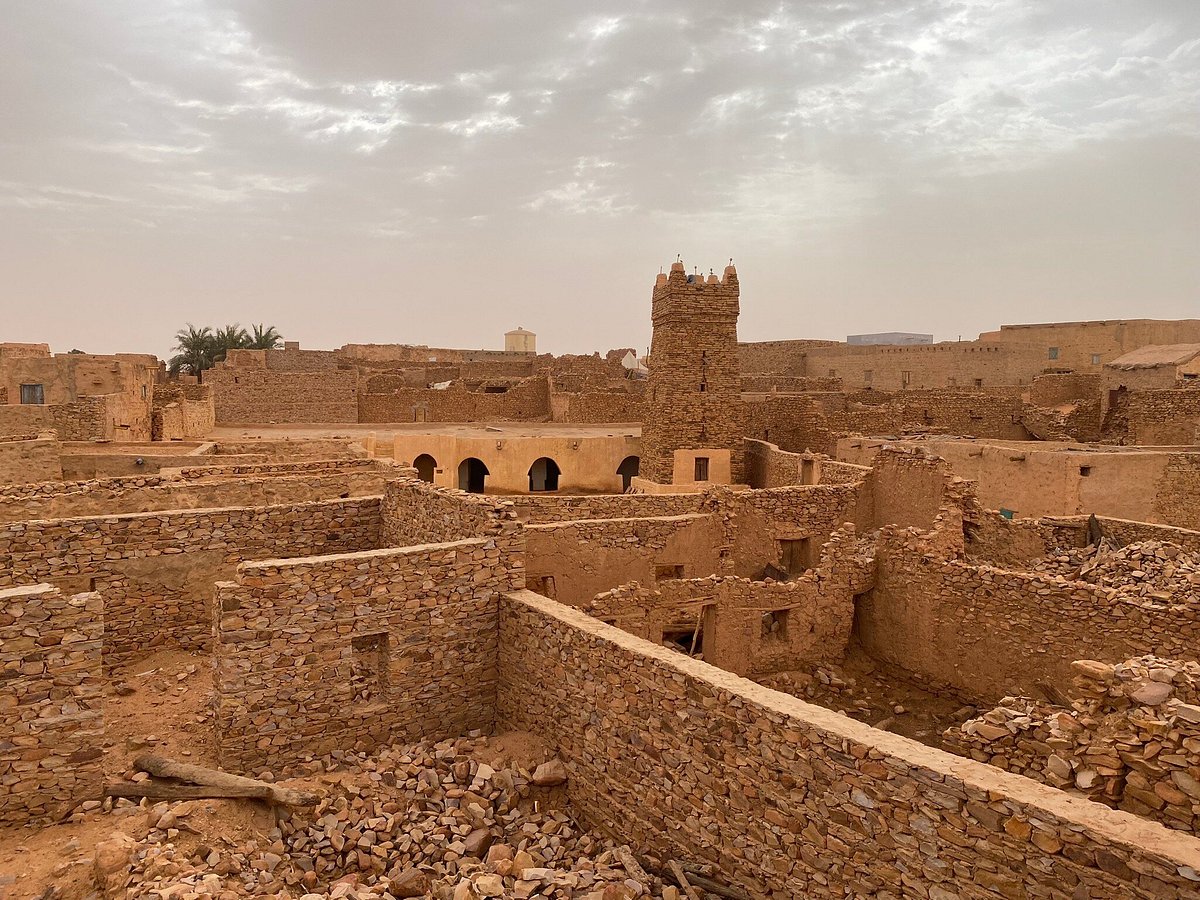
[152,383,214,440]
[380,477,519,548]
[524,514,728,606]
[214,535,522,772]
[0,584,103,826]
[0,497,381,669]
[498,591,1200,899]
[0,433,62,485]
[511,492,703,524]
[860,525,1200,703]
[1127,390,1200,445]
[207,368,358,424]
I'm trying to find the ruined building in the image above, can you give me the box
[640,261,742,485]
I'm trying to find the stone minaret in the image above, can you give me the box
[640,260,742,484]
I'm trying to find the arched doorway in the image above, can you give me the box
[528,457,561,492]
[617,455,640,491]
[458,457,489,493]
[413,453,436,483]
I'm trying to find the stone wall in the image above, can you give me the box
[214,535,522,772]
[728,484,864,578]
[524,514,728,606]
[359,377,551,423]
[558,391,646,424]
[0,461,392,523]
[380,477,519,547]
[511,492,703,524]
[1127,390,1200,445]
[859,524,1200,702]
[1157,455,1200,531]
[0,497,381,669]
[207,368,358,423]
[0,584,103,826]
[1030,372,1102,406]
[0,433,62,485]
[152,383,215,440]
[498,591,1200,899]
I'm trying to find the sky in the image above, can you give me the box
[1,1,1197,360]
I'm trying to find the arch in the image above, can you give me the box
[413,453,436,483]
[528,456,561,492]
[458,457,489,493]
[617,455,640,491]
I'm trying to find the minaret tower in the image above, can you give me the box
[640,260,742,485]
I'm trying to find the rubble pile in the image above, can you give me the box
[1033,540,1200,603]
[93,737,701,900]
[945,656,1200,835]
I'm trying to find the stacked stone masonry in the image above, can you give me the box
[0,584,103,825]
[498,591,1200,899]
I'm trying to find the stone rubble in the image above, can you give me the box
[945,655,1200,835]
[94,736,694,900]
[1033,539,1200,604]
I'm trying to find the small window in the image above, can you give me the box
[974,378,983,388]
[827,368,837,377]
[1091,354,1101,365]
[698,381,706,392]
[863,370,873,385]
[350,632,390,702]
[1079,466,1092,477]
[901,370,911,388]
[762,609,789,641]
[1048,347,1059,360]
[19,384,44,405]
[141,385,148,400]
[694,457,709,481]
[655,564,684,580]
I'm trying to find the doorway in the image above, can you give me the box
[458,457,489,493]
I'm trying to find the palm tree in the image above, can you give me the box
[246,323,283,350]
[211,324,249,363]
[168,324,215,377]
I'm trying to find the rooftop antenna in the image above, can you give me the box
[676,253,681,262]
[729,257,733,266]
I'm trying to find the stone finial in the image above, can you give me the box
[670,261,686,273]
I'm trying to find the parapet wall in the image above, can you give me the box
[214,535,521,771]
[0,584,103,826]
[1128,390,1200,445]
[498,591,1200,898]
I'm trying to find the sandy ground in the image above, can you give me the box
[0,650,215,900]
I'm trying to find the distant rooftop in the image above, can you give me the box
[1106,344,1200,370]
[847,332,934,346]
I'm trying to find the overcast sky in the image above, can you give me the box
[2,1,1197,359]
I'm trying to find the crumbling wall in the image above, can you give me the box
[0,584,103,826]
[359,377,551,423]
[524,514,727,606]
[0,497,381,669]
[945,656,1200,836]
[214,535,521,772]
[860,525,1200,702]
[498,591,1200,898]
[728,484,864,578]
[152,384,215,440]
